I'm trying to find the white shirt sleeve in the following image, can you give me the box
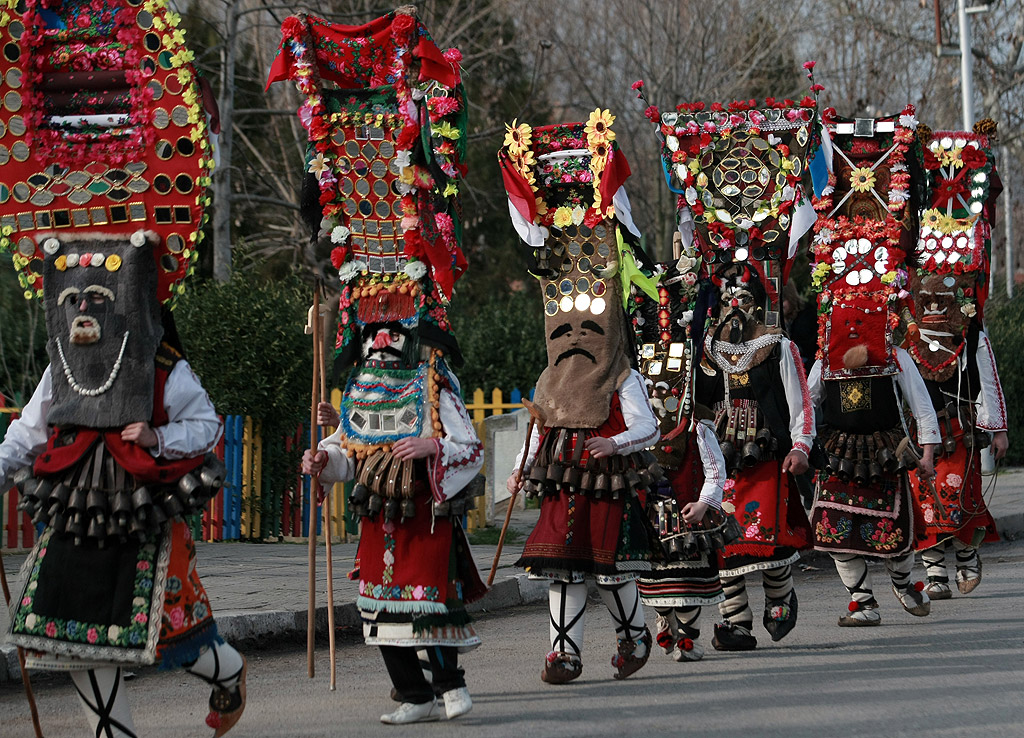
[806,359,824,410]
[894,348,940,445]
[975,330,1008,432]
[426,385,484,502]
[512,416,542,477]
[0,367,53,488]
[610,369,661,455]
[152,360,223,460]
[696,420,725,509]
[316,424,357,485]
[779,338,815,456]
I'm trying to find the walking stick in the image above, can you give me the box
[316,303,337,692]
[487,399,546,587]
[305,287,321,679]
[0,548,44,738]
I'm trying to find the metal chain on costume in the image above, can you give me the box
[56,331,130,397]
[706,332,783,374]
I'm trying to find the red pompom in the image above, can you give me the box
[913,581,925,592]
[848,600,860,613]
[656,631,673,649]
[206,711,222,729]
[680,638,694,652]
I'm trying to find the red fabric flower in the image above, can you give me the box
[330,246,347,268]
[710,102,724,113]
[810,84,825,93]
[308,116,330,141]
[583,208,602,228]
[443,47,463,63]
[803,60,816,71]
[921,148,941,170]
[960,146,988,169]
[392,13,416,43]
[282,16,304,40]
[396,124,420,151]
[644,105,661,123]
[631,79,644,91]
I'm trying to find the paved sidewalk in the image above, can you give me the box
[2,469,1022,684]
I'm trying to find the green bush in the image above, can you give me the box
[449,285,547,395]
[174,271,314,537]
[983,294,1023,465]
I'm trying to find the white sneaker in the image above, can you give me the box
[380,699,441,725]
[442,687,472,720]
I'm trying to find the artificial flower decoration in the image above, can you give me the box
[504,119,533,156]
[849,166,876,193]
[585,109,616,144]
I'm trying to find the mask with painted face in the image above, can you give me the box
[41,234,163,429]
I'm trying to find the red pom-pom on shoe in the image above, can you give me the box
[206,711,222,729]
[656,631,674,649]
[913,581,925,592]
[680,638,694,652]
[848,600,860,613]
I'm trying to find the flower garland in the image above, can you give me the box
[19,0,154,169]
[633,76,819,259]
[915,131,994,275]
[279,13,465,294]
[501,111,617,228]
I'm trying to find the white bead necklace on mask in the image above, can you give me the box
[56,331,130,397]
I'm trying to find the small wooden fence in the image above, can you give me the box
[1,387,532,549]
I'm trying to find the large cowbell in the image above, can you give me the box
[42,234,163,429]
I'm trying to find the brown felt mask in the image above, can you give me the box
[532,221,630,428]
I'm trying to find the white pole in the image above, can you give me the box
[958,0,974,130]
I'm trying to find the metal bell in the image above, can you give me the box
[741,442,761,468]
[384,498,400,521]
[401,498,416,520]
[367,494,383,515]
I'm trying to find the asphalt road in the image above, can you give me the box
[3,542,1023,738]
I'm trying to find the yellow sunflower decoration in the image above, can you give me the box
[504,119,533,157]
[585,108,616,144]
[849,166,876,193]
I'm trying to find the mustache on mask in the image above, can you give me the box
[555,347,597,365]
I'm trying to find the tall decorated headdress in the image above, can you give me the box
[499,111,658,429]
[634,67,826,327]
[267,8,468,374]
[632,243,705,469]
[0,0,215,426]
[808,105,921,380]
[903,120,1002,381]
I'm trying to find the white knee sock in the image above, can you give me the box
[885,553,914,591]
[762,565,794,602]
[718,575,753,627]
[186,639,244,690]
[922,545,948,582]
[548,581,587,657]
[597,581,647,657]
[831,553,876,604]
[71,667,137,738]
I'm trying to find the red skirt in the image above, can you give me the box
[720,459,811,573]
[910,436,998,549]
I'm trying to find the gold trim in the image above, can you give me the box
[89,207,108,225]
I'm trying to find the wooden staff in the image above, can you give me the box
[305,287,321,679]
[487,399,546,587]
[316,298,337,692]
[0,548,44,737]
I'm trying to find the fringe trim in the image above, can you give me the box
[157,623,220,671]
[356,596,449,616]
[412,608,473,634]
[719,551,801,578]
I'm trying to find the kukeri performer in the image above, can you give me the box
[636,85,828,652]
[0,2,245,735]
[632,246,733,663]
[276,8,486,724]
[501,111,662,684]
[905,121,1007,599]
[807,105,939,626]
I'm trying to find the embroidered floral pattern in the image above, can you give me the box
[13,529,157,650]
[815,510,852,544]
[859,518,903,552]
